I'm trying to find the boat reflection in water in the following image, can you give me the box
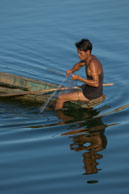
[57,107,114,182]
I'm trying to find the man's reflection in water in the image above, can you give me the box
[71,127,107,175]
[56,108,108,176]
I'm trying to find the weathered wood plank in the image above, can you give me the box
[0,72,57,91]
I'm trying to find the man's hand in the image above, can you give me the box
[71,75,81,81]
[66,69,72,77]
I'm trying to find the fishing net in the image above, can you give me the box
[40,76,79,113]
[56,75,78,96]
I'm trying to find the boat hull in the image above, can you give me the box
[0,72,106,108]
[0,72,57,91]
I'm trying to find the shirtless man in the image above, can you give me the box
[55,38,104,110]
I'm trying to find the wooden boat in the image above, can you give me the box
[0,71,58,104]
[0,71,106,108]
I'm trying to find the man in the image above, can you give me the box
[55,38,104,110]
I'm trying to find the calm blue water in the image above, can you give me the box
[0,0,129,193]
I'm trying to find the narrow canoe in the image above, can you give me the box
[0,71,57,91]
[0,71,57,104]
[0,72,106,108]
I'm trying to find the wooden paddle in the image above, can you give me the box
[0,82,113,97]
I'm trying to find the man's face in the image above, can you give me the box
[77,49,88,60]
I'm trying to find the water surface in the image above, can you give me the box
[0,0,129,193]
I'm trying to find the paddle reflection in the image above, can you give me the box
[57,108,108,176]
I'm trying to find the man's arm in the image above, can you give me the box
[72,60,100,87]
[66,61,85,77]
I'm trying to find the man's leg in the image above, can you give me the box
[55,90,89,110]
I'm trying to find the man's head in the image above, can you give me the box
[75,39,92,53]
[75,39,92,60]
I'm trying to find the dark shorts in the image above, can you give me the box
[82,84,103,100]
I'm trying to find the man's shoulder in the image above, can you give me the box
[89,56,101,66]
[79,60,86,67]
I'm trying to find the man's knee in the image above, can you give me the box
[57,94,64,101]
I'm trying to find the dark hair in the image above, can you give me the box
[75,39,92,52]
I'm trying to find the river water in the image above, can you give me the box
[0,0,129,193]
